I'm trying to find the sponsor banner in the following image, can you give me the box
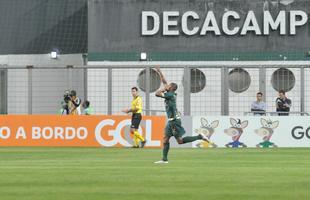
[0,115,165,147]
[193,116,310,148]
[89,0,310,54]
[1,115,309,148]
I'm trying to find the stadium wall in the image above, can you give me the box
[0,115,309,148]
[0,0,87,54]
[0,0,309,115]
[88,0,310,60]
[0,54,85,114]
[87,0,310,116]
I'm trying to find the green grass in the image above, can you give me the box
[0,148,309,200]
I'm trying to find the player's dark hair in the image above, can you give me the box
[279,90,285,95]
[170,82,178,91]
[131,87,138,91]
[257,92,263,96]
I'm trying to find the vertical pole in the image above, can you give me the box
[83,68,88,101]
[300,66,305,115]
[259,66,266,102]
[145,66,150,116]
[1,69,8,114]
[108,67,112,115]
[82,54,88,102]
[183,66,191,115]
[4,69,8,114]
[27,65,33,114]
[221,66,229,115]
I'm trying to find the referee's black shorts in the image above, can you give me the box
[131,113,142,129]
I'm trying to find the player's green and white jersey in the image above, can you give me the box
[163,92,179,120]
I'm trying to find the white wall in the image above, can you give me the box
[87,67,309,116]
[1,54,308,115]
[2,54,85,114]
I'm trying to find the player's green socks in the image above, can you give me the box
[182,135,202,143]
[163,142,170,161]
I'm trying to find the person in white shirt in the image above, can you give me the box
[251,92,266,116]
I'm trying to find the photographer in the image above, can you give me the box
[275,90,291,116]
[59,90,71,115]
[69,90,81,115]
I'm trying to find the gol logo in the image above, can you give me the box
[95,119,161,147]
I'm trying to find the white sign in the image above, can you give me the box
[95,119,160,147]
[192,116,310,148]
[142,10,308,36]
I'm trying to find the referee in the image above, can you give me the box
[122,87,146,148]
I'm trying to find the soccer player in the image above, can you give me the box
[122,87,146,148]
[154,66,209,164]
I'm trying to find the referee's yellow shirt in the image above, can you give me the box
[131,96,142,114]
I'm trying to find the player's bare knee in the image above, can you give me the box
[163,136,170,143]
[176,138,183,144]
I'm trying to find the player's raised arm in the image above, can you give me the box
[155,66,168,87]
[155,87,166,98]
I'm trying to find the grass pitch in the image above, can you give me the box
[0,147,309,200]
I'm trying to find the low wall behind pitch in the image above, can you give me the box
[0,115,309,148]
[0,115,165,147]
[190,116,310,148]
